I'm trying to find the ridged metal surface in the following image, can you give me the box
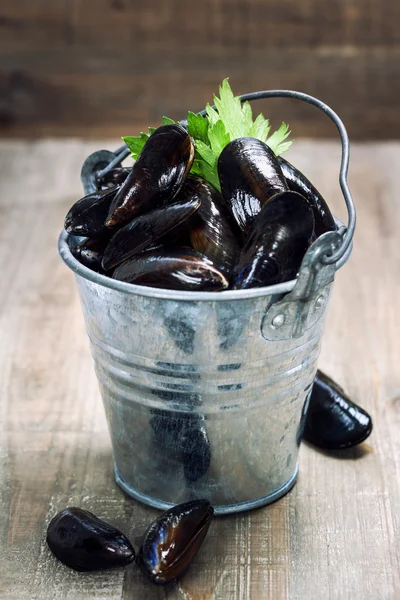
[73,272,330,511]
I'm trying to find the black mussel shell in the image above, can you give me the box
[304,370,373,449]
[102,198,200,271]
[278,156,336,237]
[218,137,288,236]
[46,507,135,572]
[98,167,132,189]
[68,234,87,255]
[72,237,110,273]
[186,176,241,277]
[138,499,214,585]
[158,177,207,247]
[106,124,195,227]
[81,149,119,194]
[160,227,193,249]
[112,248,229,291]
[65,186,118,238]
[232,190,314,289]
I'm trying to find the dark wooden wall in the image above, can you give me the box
[1,0,399,139]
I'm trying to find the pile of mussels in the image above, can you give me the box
[65,124,337,290]
[47,501,213,584]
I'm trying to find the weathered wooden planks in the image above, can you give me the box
[0,140,399,599]
[1,0,400,138]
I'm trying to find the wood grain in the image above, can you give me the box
[0,140,399,599]
[1,0,400,138]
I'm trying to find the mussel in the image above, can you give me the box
[186,176,241,277]
[71,237,109,273]
[138,499,214,585]
[46,507,135,572]
[112,248,229,291]
[278,156,336,236]
[232,190,314,289]
[98,167,132,189]
[218,137,288,236]
[65,186,118,238]
[303,370,373,449]
[102,198,200,271]
[106,124,195,227]
[160,228,193,249]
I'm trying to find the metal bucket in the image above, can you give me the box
[59,90,356,514]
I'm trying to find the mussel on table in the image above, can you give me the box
[303,370,373,449]
[102,197,201,271]
[218,137,288,236]
[232,190,314,289]
[186,176,241,277]
[138,499,214,585]
[46,507,135,572]
[112,248,229,291]
[64,185,118,239]
[278,156,336,236]
[106,124,195,228]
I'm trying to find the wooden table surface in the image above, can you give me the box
[1,140,399,600]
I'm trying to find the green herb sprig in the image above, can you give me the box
[122,79,292,192]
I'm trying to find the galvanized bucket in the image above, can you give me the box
[59,90,356,514]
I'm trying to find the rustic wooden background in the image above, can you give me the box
[1,140,400,599]
[1,0,400,139]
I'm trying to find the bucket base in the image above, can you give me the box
[114,463,299,515]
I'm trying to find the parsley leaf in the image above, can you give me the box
[191,159,221,192]
[122,132,151,159]
[187,112,209,144]
[122,79,293,189]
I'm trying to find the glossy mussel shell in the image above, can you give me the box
[278,156,336,236]
[64,186,118,238]
[138,499,214,585]
[186,176,241,276]
[98,167,132,189]
[106,124,195,227]
[71,237,109,273]
[102,197,200,271]
[218,137,288,236]
[232,190,314,289]
[112,248,229,291]
[46,507,135,571]
[304,370,373,449]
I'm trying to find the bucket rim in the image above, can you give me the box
[59,217,348,302]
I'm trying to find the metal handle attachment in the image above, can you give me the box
[261,230,341,341]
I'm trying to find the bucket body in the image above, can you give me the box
[63,232,334,514]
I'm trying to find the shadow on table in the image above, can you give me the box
[304,441,373,460]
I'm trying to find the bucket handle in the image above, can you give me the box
[97,89,355,267]
[227,90,356,266]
